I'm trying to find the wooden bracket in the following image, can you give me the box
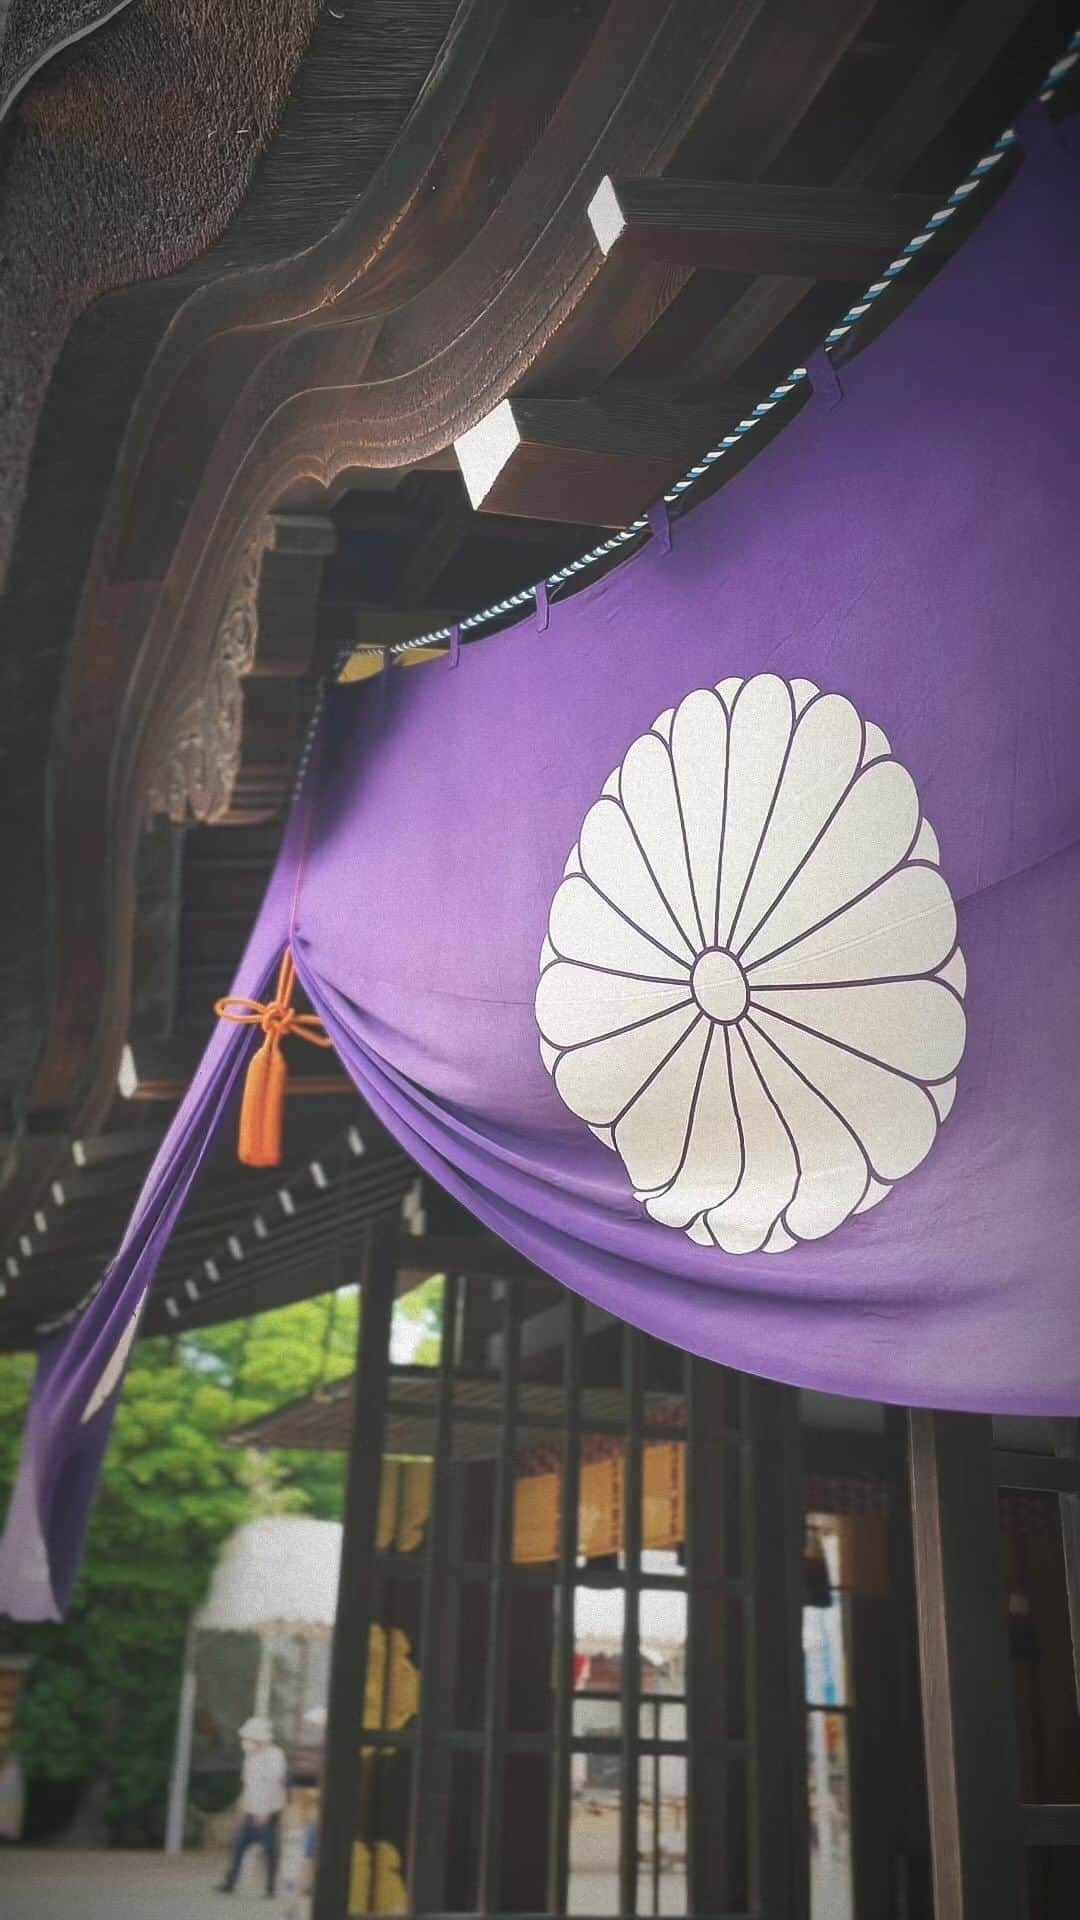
[117,1038,352,1103]
[455,394,737,528]
[588,175,942,280]
[148,512,337,828]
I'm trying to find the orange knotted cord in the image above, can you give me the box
[214,949,332,1166]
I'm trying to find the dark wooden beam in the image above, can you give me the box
[455,395,735,527]
[1021,1804,1080,1847]
[70,1126,167,1169]
[334,499,605,548]
[589,176,942,279]
[393,1229,545,1282]
[992,1448,1080,1496]
[313,1218,397,1920]
[22,1146,350,1262]
[49,1158,168,1209]
[908,1410,1029,1920]
[116,1038,353,1102]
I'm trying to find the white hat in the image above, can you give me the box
[238,1716,273,1744]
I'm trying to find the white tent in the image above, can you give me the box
[166,1517,342,1852]
[195,1516,342,1632]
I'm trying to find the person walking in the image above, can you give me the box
[216,1715,288,1898]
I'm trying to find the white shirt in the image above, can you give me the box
[242,1743,288,1819]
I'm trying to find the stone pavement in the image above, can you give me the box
[2,1848,302,1920]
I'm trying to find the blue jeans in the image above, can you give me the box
[223,1811,280,1895]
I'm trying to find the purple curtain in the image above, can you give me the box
[0,802,308,1618]
[3,109,1080,1621]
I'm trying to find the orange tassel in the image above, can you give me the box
[238,1038,288,1167]
[214,948,332,1167]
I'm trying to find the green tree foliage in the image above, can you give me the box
[0,1290,358,1845]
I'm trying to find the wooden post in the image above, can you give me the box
[746,1376,809,1920]
[908,1410,1029,1920]
[476,1283,521,1914]
[548,1293,584,1915]
[1054,1418,1080,1714]
[312,1216,398,1920]
[685,1359,737,1913]
[405,1272,460,1913]
[882,1405,933,1918]
[618,1327,645,1920]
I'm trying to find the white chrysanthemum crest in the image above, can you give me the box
[535,675,965,1254]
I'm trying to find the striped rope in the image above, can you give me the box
[327,29,1078,677]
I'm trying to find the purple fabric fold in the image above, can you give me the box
[0,792,309,1617]
[3,117,1080,1620]
[284,116,1080,1418]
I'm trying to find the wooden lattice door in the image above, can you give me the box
[314,1222,809,1920]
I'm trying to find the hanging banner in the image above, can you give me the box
[513,1442,686,1565]
[3,109,1080,1620]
